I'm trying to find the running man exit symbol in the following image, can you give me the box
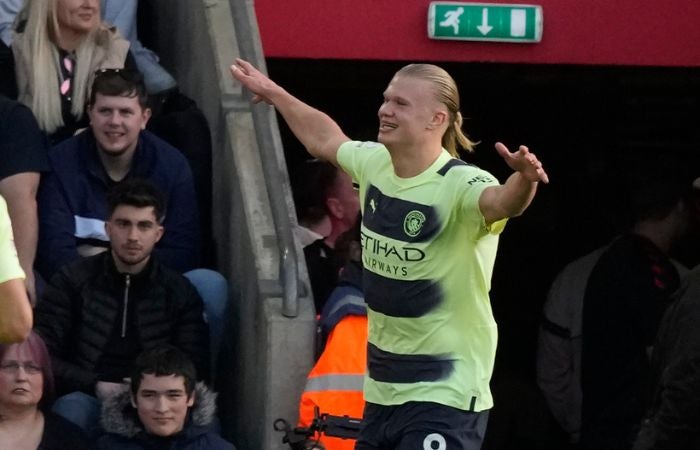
[428,2,543,43]
[439,6,464,34]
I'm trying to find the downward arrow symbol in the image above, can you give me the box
[477,8,493,35]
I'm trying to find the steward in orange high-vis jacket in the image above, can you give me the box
[299,261,366,450]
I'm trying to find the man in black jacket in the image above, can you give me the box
[34,179,209,437]
[633,265,700,450]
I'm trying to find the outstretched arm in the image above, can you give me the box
[230,58,350,166]
[0,279,32,343]
[0,173,40,305]
[479,142,548,224]
[0,196,32,343]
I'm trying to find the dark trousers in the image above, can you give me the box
[355,401,489,450]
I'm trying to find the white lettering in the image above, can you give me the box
[423,433,447,450]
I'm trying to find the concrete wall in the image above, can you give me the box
[146,1,316,448]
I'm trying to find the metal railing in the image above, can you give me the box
[228,0,300,317]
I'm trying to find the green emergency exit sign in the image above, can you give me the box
[428,2,543,43]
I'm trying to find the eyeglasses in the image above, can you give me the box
[94,68,144,84]
[0,361,42,375]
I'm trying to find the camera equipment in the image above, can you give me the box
[274,407,362,450]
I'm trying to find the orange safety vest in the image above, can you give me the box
[299,314,367,450]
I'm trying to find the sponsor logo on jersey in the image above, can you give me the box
[467,174,495,185]
[361,232,425,262]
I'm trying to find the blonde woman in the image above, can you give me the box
[12,0,131,143]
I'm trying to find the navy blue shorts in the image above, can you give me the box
[355,401,489,450]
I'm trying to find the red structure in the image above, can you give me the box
[255,0,700,67]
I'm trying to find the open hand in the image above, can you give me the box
[230,58,278,105]
[495,142,549,184]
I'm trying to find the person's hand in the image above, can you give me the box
[230,58,279,105]
[95,381,128,401]
[494,142,549,184]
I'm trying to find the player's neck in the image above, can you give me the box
[388,142,442,178]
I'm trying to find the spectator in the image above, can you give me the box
[9,0,133,144]
[0,0,22,46]
[633,264,700,450]
[97,345,235,449]
[0,0,176,96]
[36,68,200,278]
[0,1,18,99]
[0,195,32,343]
[298,217,366,450]
[537,241,689,447]
[99,0,177,95]
[34,179,210,436]
[292,160,360,312]
[0,330,90,449]
[37,68,226,371]
[1,0,216,265]
[579,166,694,450]
[536,244,609,445]
[0,95,49,305]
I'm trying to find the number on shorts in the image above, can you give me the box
[423,433,447,450]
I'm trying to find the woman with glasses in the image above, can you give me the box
[0,330,89,449]
[10,0,134,144]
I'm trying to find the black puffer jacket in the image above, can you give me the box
[35,252,209,395]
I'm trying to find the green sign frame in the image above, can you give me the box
[428,2,543,43]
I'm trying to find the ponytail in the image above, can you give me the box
[443,111,476,157]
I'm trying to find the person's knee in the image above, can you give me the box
[52,391,99,409]
[52,392,101,432]
[184,268,228,317]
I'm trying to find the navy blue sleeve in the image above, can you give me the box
[155,158,201,272]
[36,171,81,279]
[0,99,50,179]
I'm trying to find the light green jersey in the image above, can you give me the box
[337,141,505,411]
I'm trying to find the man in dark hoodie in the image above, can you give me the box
[98,345,234,449]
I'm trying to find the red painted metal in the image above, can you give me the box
[254,0,700,67]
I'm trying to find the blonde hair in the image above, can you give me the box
[396,63,476,157]
[14,0,118,133]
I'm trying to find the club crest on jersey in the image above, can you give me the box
[403,210,426,238]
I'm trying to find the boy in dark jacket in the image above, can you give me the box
[98,345,234,450]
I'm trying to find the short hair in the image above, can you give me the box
[89,69,148,109]
[291,159,339,226]
[130,346,197,398]
[106,179,166,223]
[334,212,362,264]
[621,155,696,224]
[0,331,55,410]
